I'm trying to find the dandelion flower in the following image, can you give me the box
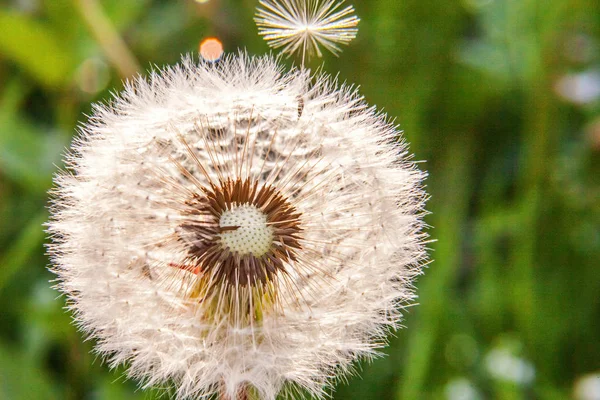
[255,0,359,60]
[47,53,427,400]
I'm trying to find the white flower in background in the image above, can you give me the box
[255,0,359,60]
[574,373,600,400]
[47,54,428,400]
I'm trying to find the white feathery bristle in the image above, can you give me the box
[47,53,428,400]
[255,0,360,60]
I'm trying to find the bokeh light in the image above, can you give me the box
[75,58,110,95]
[574,374,600,400]
[199,37,224,62]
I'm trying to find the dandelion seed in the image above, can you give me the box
[255,0,360,61]
[47,53,427,400]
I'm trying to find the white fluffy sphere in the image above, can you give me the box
[47,54,428,400]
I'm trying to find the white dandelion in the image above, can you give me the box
[255,0,360,61]
[47,53,427,400]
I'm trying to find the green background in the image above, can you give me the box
[0,0,599,399]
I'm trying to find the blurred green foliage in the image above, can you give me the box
[0,0,599,399]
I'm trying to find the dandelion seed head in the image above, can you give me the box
[255,0,360,60]
[47,53,428,400]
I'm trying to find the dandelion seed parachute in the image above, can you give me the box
[255,0,360,59]
[47,53,428,400]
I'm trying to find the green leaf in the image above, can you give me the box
[0,11,75,88]
[0,210,47,293]
[0,341,59,399]
[0,79,69,192]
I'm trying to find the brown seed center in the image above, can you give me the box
[179,178,303,286]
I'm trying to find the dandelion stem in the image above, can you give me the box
[219,385,250,400]
[75,0,141,78]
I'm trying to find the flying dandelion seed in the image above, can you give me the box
[255,0,360,61]
[47,54,427,400]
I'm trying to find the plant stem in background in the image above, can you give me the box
[74,0,141,79]
[398,133,475,399]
